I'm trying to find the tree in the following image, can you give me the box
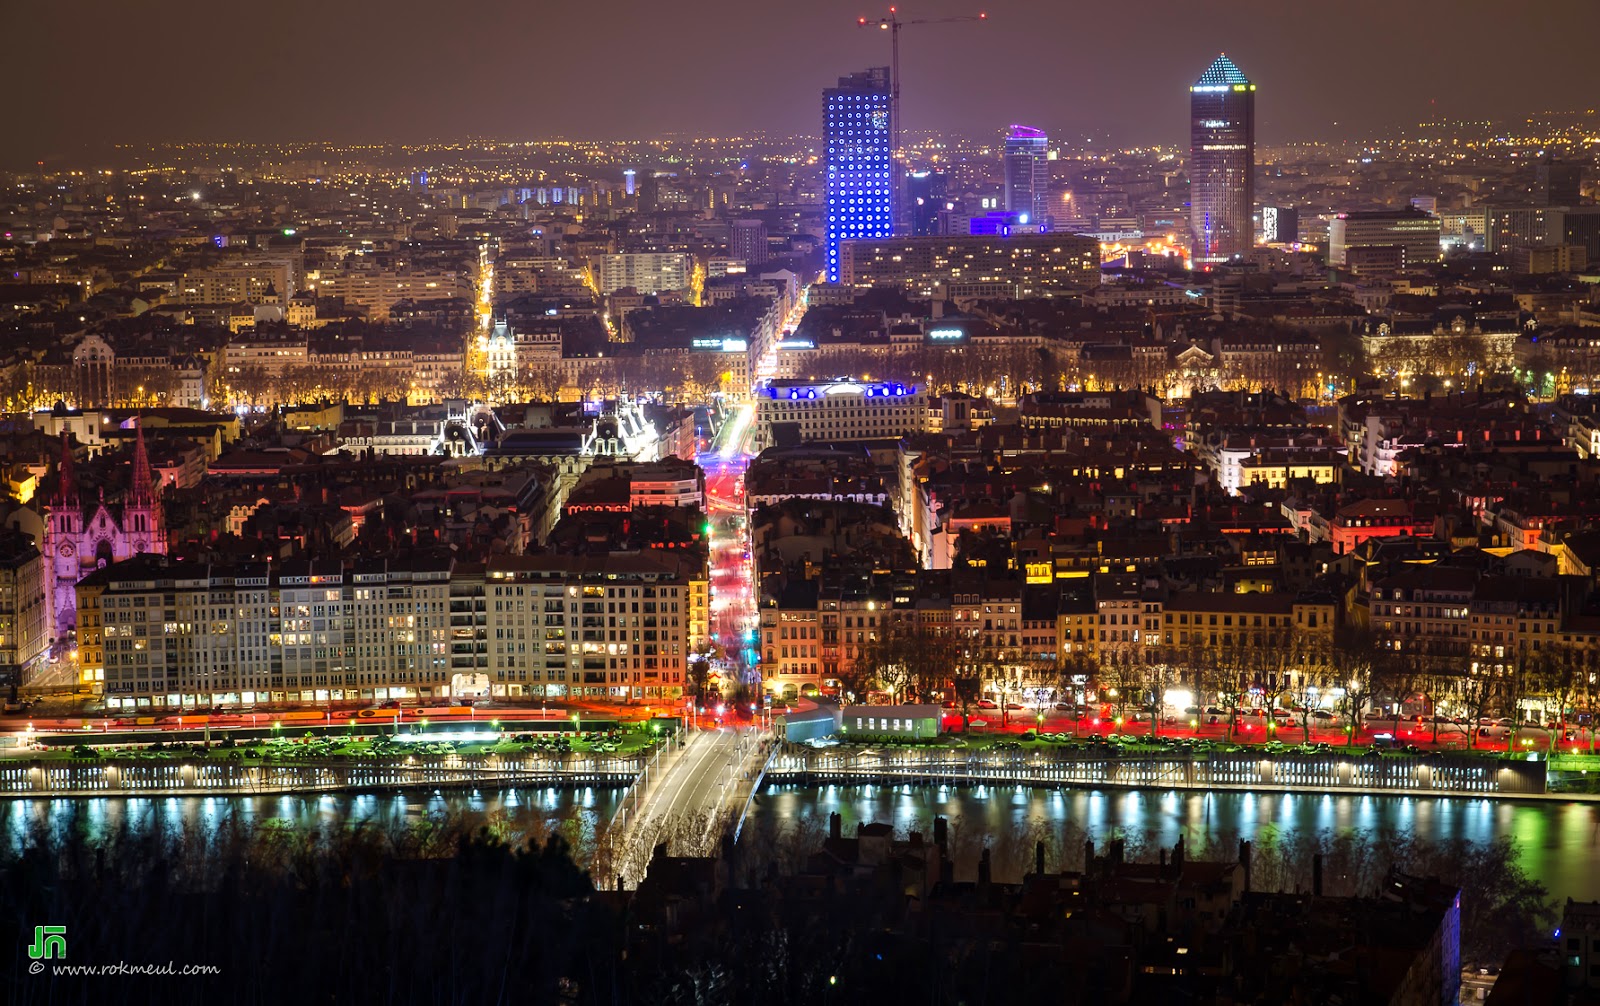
[1330,627,1382,746]
[1458,668,1500,751]
[1203,642,1258,741]
[1376,650,1430,740]
[1096,643,1145,734]
[949,664,983,732]
[687,640,723,706]
[1054,652,1098,737]
[1508,648,1558,753]
[681,353,727,402]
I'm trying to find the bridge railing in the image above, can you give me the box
[765,745,1547,796]
[607,730,685,831]
[0,753,644,798]
[732,732,779,843]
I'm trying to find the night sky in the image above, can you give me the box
[3,0,1597,160]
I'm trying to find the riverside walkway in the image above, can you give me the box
[0,753,640,798]
[766,743,1550,798]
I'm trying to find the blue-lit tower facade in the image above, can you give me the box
[825,67,893,283]
[1003,125,1050,227]
[1189,54,1256,264]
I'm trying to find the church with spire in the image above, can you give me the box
[43,420,167,638]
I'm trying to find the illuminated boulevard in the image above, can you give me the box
[699,401,758,694]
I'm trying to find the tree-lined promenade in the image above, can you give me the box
[839,622,1600,754]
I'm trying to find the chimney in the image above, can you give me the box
[1239,840,1252,892]
[1085,839,1095,872]
[934,816,948,849]
[978,848,992,888]
[1312,853,1324,897]
[1160,848,1168,869]
[829,812,842,840]
[1172,836,1185,872]
[1035,841,1046,877]
[1110,838,1125,866]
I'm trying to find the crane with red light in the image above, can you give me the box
[856,7,989,232]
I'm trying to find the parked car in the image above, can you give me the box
[1053,702,1072,712]
[1311,710,1335,721]
[976,699,998,710]
[1272,708,1294,720]
[1204,706,1226,717]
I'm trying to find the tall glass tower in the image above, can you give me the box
[825,67,893,283]
[1003,125,1050,227]
[1189,54,1255,264]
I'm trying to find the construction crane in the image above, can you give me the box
[857,6,988,231]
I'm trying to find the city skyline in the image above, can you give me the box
[7,2,1600,996]
[3,0,1598,166]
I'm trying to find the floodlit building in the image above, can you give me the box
[1189,54,1256,263]
[825,67,894,282]
[752,378,928,451]
[1003,125,1050,227]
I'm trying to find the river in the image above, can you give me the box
[6,783,1599,901]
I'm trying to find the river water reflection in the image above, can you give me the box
[6,784,1599,901]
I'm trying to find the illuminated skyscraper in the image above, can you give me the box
[1003,125,1050,227]
[1189,54,1255,264]
[825,67,893,283]
[907,170,947,236]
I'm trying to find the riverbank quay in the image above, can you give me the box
[0,752,643,798]
[14,736,1600,803]
[764,741,1572,800]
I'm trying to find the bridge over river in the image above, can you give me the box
[596,726,775,889]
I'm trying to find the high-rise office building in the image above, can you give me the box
[1327,208,1441,270]
[1003,125,1050,227]
[907,170,947,237]
[1189,54,1256,264]
[1261,205,1299,244]
[825,67,893,283]
[730,219,769,266]
[1535,157,1584,207]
